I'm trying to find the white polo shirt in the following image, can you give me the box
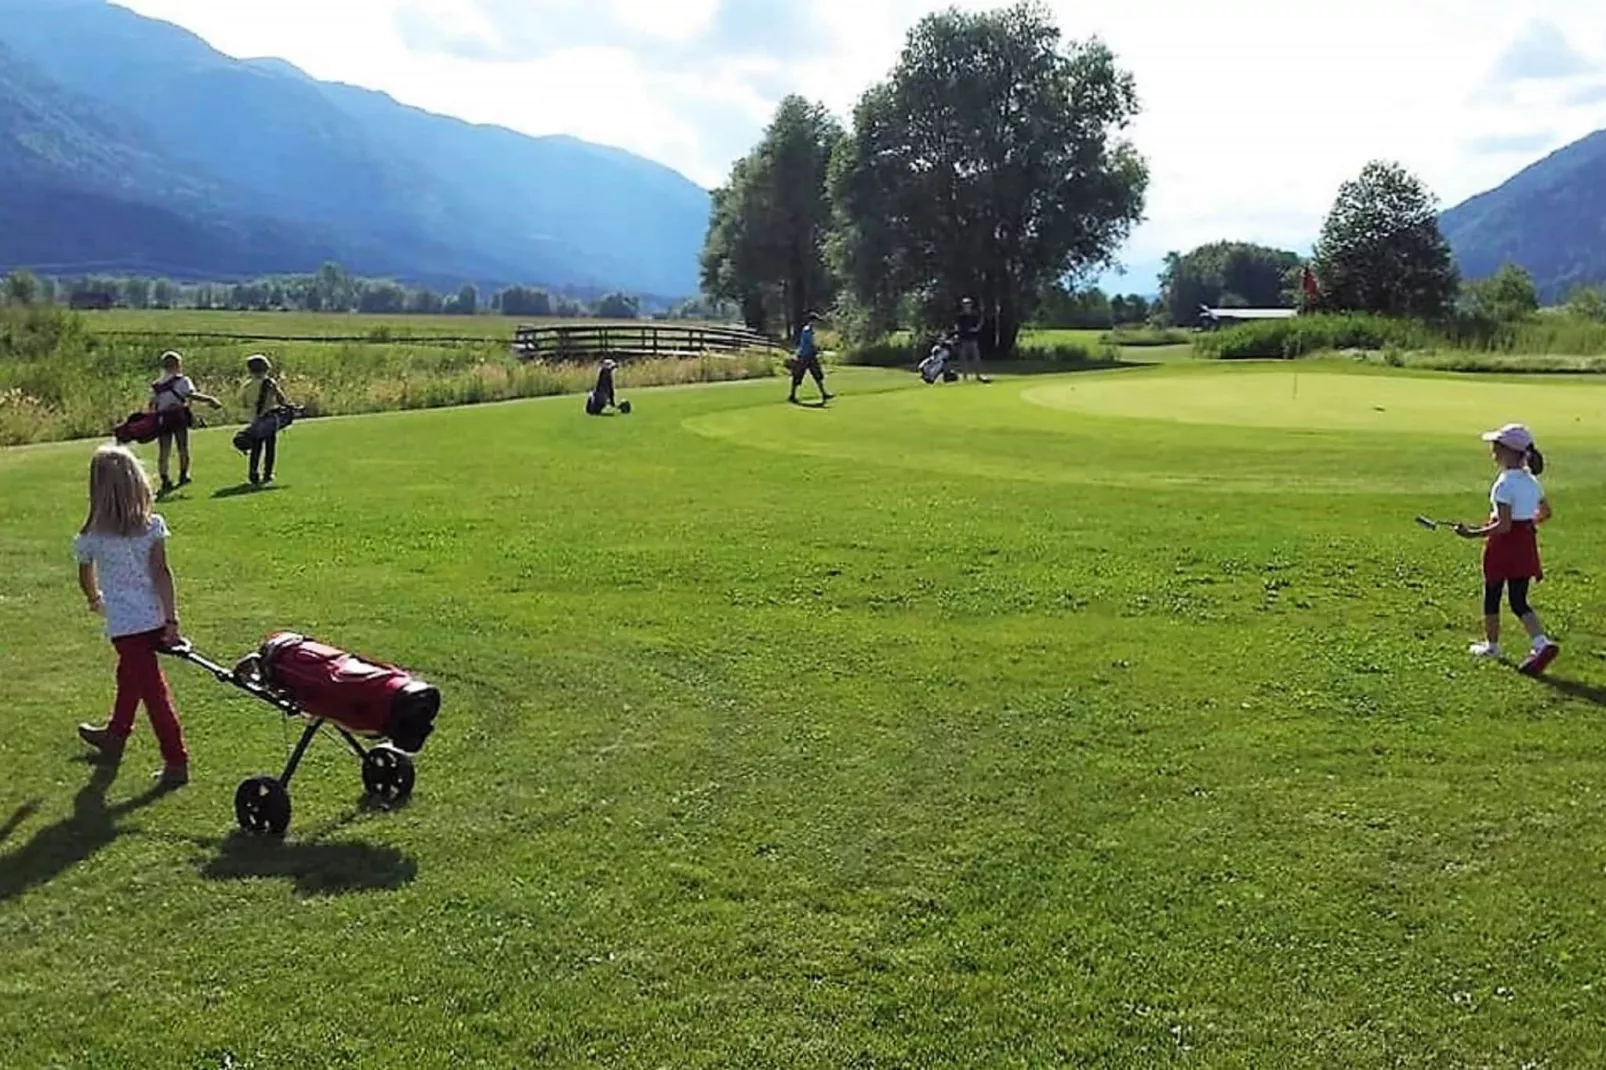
[1492,469,1544,522]
[152,374,195,412]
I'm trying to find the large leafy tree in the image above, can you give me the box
[1312,161,1459,319]
[700,96,842,339]
[830,2,1147,354]
[1158,242,1301,326]
[1460,262,1539,325]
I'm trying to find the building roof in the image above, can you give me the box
[1202,307,1298,320]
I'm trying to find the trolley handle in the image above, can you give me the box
[158,638,236,682]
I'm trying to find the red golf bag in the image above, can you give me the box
[257,633,440,753]
[113,410,163,445]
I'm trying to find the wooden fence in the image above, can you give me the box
[513,323,782,362]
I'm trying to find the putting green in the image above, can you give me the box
[1023,370,1606,437]
[685,367,1606,494]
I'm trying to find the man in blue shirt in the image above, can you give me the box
[789,312,833,405]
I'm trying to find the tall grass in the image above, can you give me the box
[1194,312,1606,362]
[842,335,1120,369]
[0,307,775,446]
[1102,327,1191,347]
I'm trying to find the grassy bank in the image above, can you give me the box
[1194,312,1606,362]
[0,308,775,445]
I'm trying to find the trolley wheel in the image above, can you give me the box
[235,776,291,837]
[361,746,415,805]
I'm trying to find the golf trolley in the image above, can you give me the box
[162,635,440,837]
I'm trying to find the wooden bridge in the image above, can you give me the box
[513,322,783,362]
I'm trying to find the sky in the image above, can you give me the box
[115,0,1606,288]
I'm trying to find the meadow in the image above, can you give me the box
[5,359,1606,1067]
[0,309,1184,447]
[0,309,775,446]
[80,309,653,341]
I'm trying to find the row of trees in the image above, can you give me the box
[701,3,1149,356]
[1155,163,1506,328]
[0,263,663,320]
[697,3,1538,350]
[1035,285,1153,329]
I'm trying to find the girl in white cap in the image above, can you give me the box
[1455,423,1560,675]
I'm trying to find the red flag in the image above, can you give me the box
[1301,266,1319,299]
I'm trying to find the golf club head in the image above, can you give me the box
[1414,516,1439,531]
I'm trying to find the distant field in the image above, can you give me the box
[80,310,722,341]
[0,308,776,445]
[80,312,1161,355]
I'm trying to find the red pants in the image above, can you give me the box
[110,628,188,766]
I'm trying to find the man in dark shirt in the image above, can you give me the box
[954,297,990,383]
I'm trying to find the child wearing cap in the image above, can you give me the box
[1455,423,1560,676]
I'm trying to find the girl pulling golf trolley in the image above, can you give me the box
[162,632,441,836]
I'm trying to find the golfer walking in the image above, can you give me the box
[955,297,990,383]
[788,313,833,405]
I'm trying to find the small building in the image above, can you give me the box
[1198,305,1298,330]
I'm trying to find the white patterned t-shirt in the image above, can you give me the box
[73,515,170,639]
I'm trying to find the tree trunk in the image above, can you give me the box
[741,292,767,334]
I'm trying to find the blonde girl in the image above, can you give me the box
[73,446,190,786]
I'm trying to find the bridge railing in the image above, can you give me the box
[513,323,784,361]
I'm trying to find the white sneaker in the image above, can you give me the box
[1469,642,1504,660]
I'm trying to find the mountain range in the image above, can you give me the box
[0,0,711,297]
[1440,129,1606,303]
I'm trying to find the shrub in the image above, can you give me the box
[1192,314,1436,360]
[1102,327,1190,347]
[841,341,914,367]
[843,336,1117,368]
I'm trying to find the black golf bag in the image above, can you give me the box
[233,405,305,454]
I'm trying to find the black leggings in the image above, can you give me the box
[1484,578,1532,617]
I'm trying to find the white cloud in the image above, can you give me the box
[112,0,1606,275]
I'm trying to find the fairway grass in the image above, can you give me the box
[5,362,1606,1067]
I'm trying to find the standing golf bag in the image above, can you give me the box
[919,340,959,384]
[162,632,441,837]
[233,404,305,454]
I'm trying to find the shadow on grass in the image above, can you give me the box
[211,483,285,500]
[1535,675,1606,708]
[991,356,1152,376]
[197,829,417,896]
[0,766,172,906]
[0,800,42,847]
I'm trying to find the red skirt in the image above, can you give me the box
[1484,520,1542,583]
